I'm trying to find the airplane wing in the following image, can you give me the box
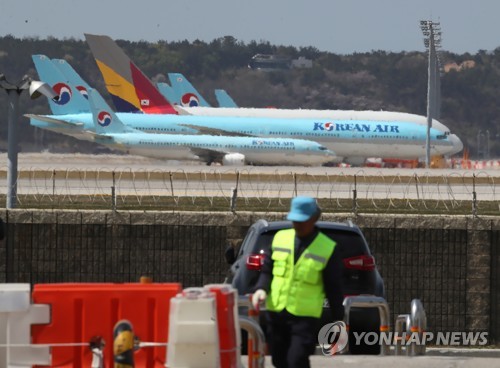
[24,114,84,127]
[82,130,114,140]
[179,124,256,137]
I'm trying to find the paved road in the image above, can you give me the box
[241,349,500,367]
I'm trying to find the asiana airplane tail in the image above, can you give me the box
[84,33,177,115]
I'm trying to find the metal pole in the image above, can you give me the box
[6,89,21,209]
[425,30,436,169]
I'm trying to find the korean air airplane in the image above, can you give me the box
[214,89,238,108]
[85,34,453,132]
[81,33,463,164]
[157,73,237,108]
[84,89,336,166]
[28,55,462,165]
[162,73,211,107]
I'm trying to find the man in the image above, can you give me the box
[252,196,344,368]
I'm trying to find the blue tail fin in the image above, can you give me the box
[31,55,90,114]
[87,88,128,135]
[168,73,211,107]
[156,82,178,105]
[214,89,238,108]
[51,59,91,101]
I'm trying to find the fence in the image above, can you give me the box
[1,210,499,344]
[0,168,499,215]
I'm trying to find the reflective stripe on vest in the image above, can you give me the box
[266,228,336,318]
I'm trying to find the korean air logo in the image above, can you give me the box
[97,111,112,127]
[52,83,72,105]
[181,93,200,107]
[324,122,336,131]
[76,86,88,99]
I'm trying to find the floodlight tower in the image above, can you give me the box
[420,20,443,168]
[0,74,58,208]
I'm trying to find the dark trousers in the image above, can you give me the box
[265,310,319,368]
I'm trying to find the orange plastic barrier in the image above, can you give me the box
[205,284,239,368]
[32,282,182,368]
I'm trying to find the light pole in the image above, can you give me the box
[420,20,443,168]
[0,74,58,208]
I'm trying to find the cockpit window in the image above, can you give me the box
[436,134,446,140]
[319,146,328,150]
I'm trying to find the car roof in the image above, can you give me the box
[251,219,362,234]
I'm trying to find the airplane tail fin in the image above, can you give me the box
[168,73,211,107]
[156,82,178,105]
[87,88,129,135]
[31,55,90,114]
[215,89,238,108]
[84,33,177,115]
[51,59,91,100]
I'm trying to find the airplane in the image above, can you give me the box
[85,33,453,133]
[52,58,92,102]
[29,55,463,165]
[31,55,90,115]
[214,89,238,108]
[163,73,211,107]
[163,73,238,108]
[28,104,462,165]
[84,88,336,166]
[82,34,463,164]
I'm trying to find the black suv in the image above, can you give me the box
[225,219,385,354]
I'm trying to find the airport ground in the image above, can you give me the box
[3,152,500,176]
[241,348,500,367]
[242,353,500,368]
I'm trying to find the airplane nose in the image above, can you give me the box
[449,134,464,155]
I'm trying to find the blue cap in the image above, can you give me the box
[286,196,320,222]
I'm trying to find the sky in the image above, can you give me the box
[0,0,499,55]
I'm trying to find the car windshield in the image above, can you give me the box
[321,229,369,256]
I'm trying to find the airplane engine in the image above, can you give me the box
[222,153,245,166]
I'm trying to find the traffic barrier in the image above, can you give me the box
[205,284,241,368]
[0,284,51,367]
[343,295,391,355]
[166,287,220,367]
[408,299,427,356]
[238,296,266,368]
[32,282,182,367]
[394,314,410,355]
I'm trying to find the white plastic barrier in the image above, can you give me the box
[0,284,51,367]
[166,287,220,368]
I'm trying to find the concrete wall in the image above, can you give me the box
[1,210,499,342]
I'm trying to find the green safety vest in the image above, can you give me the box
[266,228,336,318]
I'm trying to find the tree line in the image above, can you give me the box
[0,35,499,158]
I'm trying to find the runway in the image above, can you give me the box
[2,152,500,177]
